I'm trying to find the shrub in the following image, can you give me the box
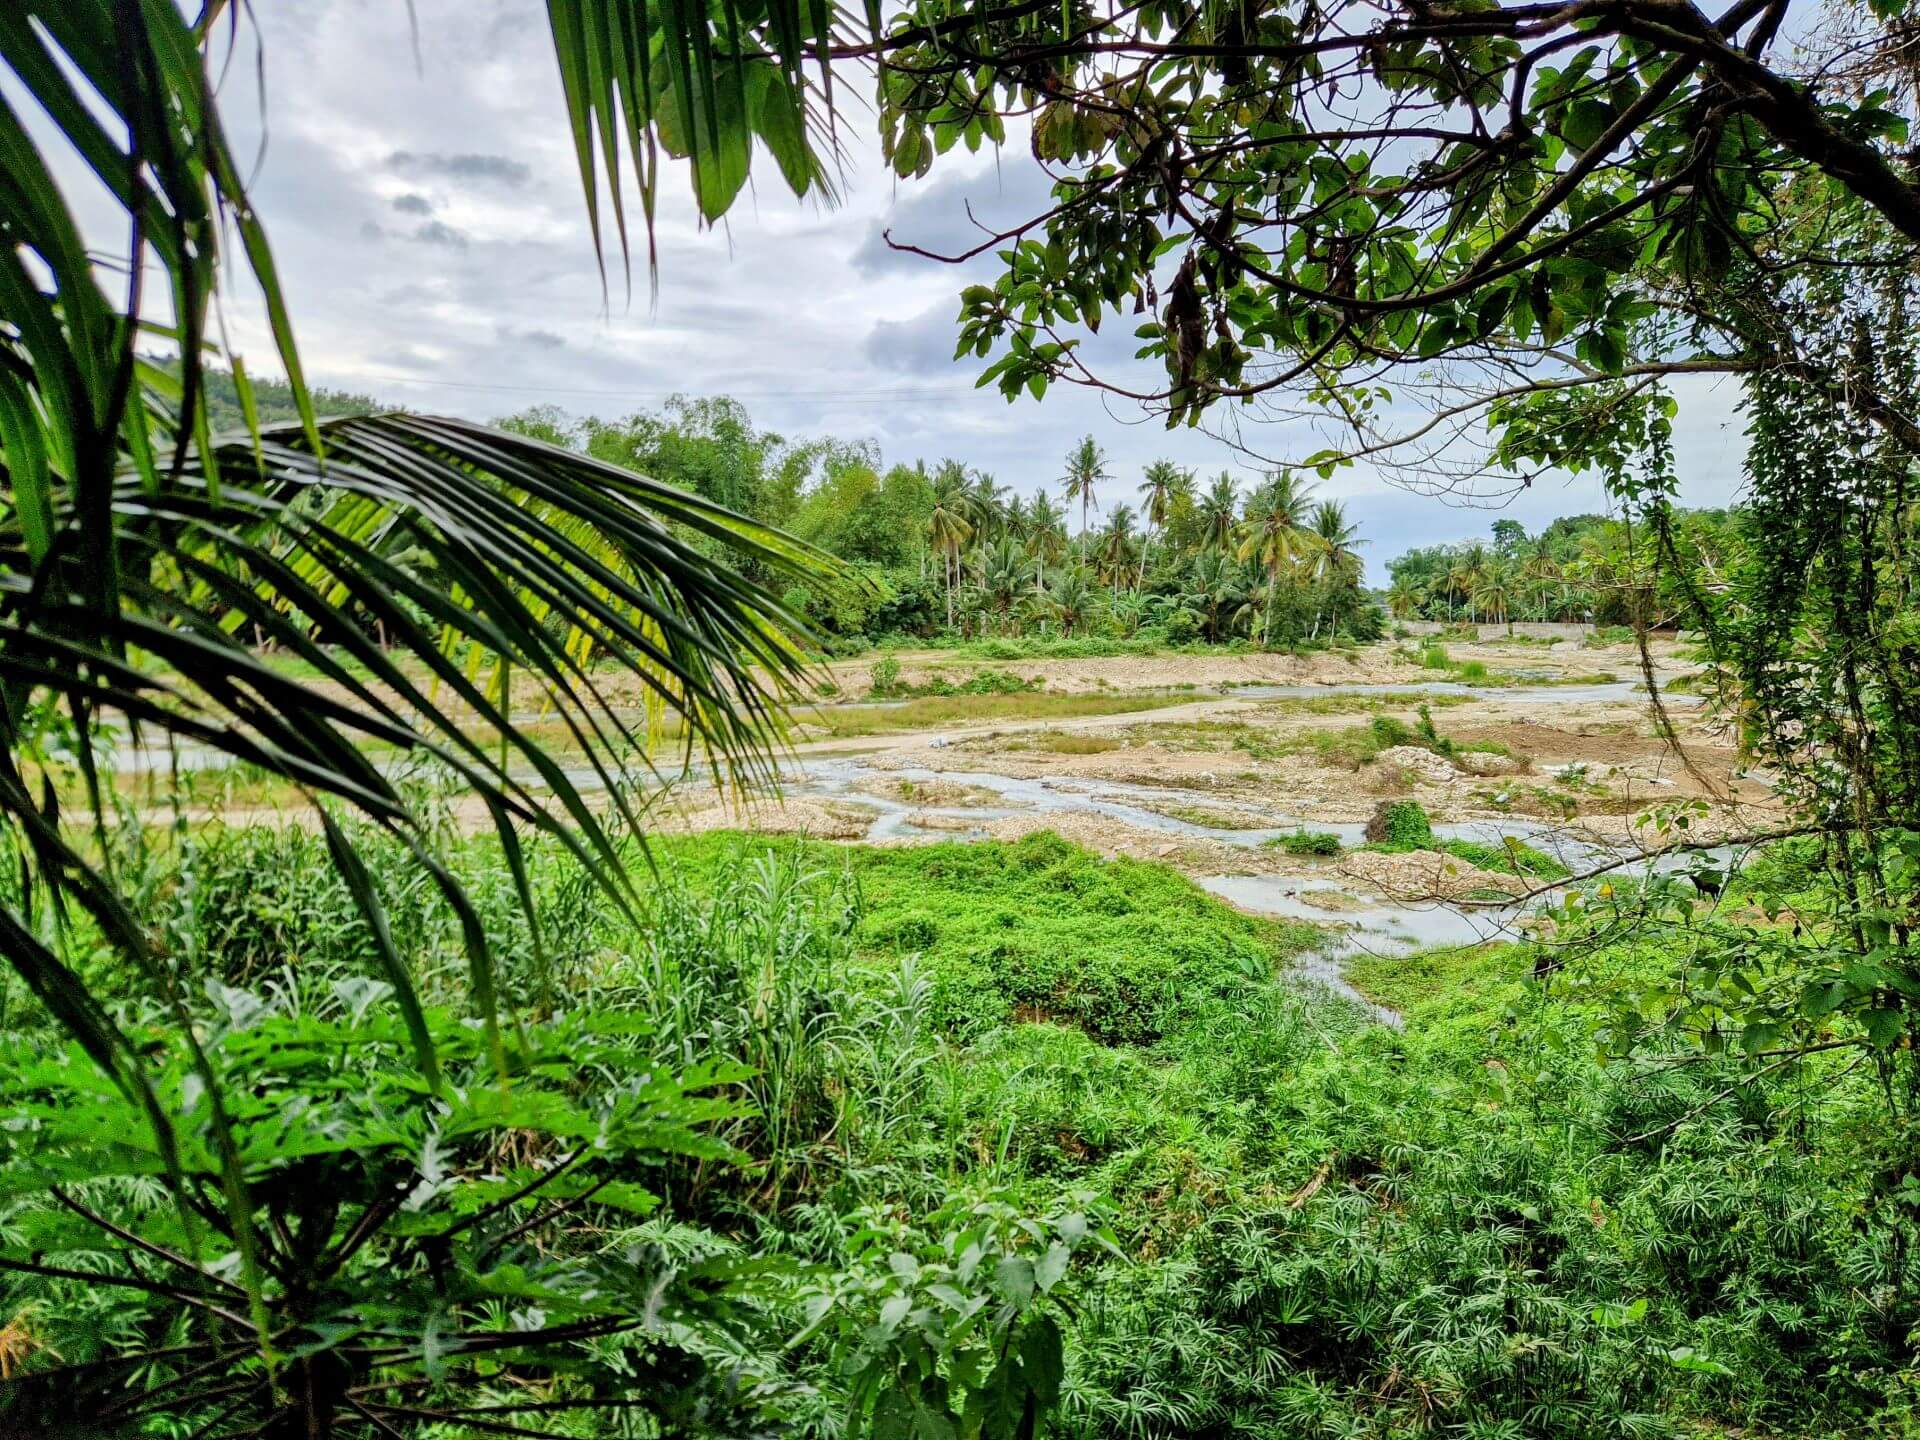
[1269,829,1343,856]
[1162,606,1203,645]
[1365,799,1434,847]
[870,655,904,696]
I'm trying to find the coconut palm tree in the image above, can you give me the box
[1199,473,1240,553]
[1186,552,1250,642]
[1096,506,1140,594]
[0,1,841,1052]
[1521,539,1564,620]
[928,462,976,629]
[1062,435,1110,538]
[979,536,1029,634]
[1137,459,1185,585]
[1386,575,1427,621]
[969,470,1011,544]
[1234,471,1317,646]
[1449,544,1490,624]
[1025,490,1068,597]
[1472,563,1517,635]
[1047,567,1100,637]
[1304,500,1366,637]
[0,8,839,1432]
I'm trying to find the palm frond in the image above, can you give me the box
[544,0,856,292]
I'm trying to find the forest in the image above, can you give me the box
[5,1,1920,1439]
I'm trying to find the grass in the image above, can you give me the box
[659,831,1320,1045]
[1435,836,1571,879]
[1353,811,1572,880]
[1342,940,1515,1010]
[1399,642,1619,688]
[1006,731,1124,755]
[15,817,1918,1437]
[793,690,1192,738]
[1151,803,1272,829]
[900,634,1256,661]
[869,658,1042,699]
[1233,706,1524,772]
[1245,691,1475,715]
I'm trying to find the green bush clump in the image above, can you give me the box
[867,661,1039,699]
[869,654,904,696]
[654,831,1313,1047]
[1269,829,1344,856]
[1371,799,1434,848]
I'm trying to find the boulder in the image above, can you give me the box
[1374,745,1457,784]
[1457,751,1523,776]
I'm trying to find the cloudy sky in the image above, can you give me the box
[134,0,1749,579]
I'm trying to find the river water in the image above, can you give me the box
[111,674,1720,1016]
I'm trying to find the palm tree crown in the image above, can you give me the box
[1061,436,1111,538]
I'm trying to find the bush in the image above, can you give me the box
[1365,799,1433,847]
[1269,829,1343,856]
[869,655,904,697]
[1161,606,1203,645]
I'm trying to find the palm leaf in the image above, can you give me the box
[544,0,857,288]
[0,0,841,1378]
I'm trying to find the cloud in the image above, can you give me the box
[412,219,469,250]
[498,325,567,350]
[854,157,1057,276]
[865,302,963,375]
[389,150,532,187]
[392,192,434,215]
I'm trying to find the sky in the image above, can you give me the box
[69,0,1753,581]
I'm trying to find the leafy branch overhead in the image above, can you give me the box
[557,0,1920,477]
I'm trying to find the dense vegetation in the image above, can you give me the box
[1387,512,1743,630]
[7,823,1915,1435]
[11,0,1920,1436]
[501,403,1383,653]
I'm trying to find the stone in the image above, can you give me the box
[1457,751,1523,776]
[1373,745,1457,784]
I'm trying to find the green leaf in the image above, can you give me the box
[994,1254,1034,1306]
[1019,1316,1064,1404]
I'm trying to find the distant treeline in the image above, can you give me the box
[1385,509,1742,629]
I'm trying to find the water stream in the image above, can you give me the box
[111,673,1721,1017]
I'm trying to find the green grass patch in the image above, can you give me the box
[921,634,1255,661]
[1007,731,1125,755]
[1151,803,1272,830]
[1342,941,1519,1011]
[797,690,1190,738]
[658,831,1318,1045]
